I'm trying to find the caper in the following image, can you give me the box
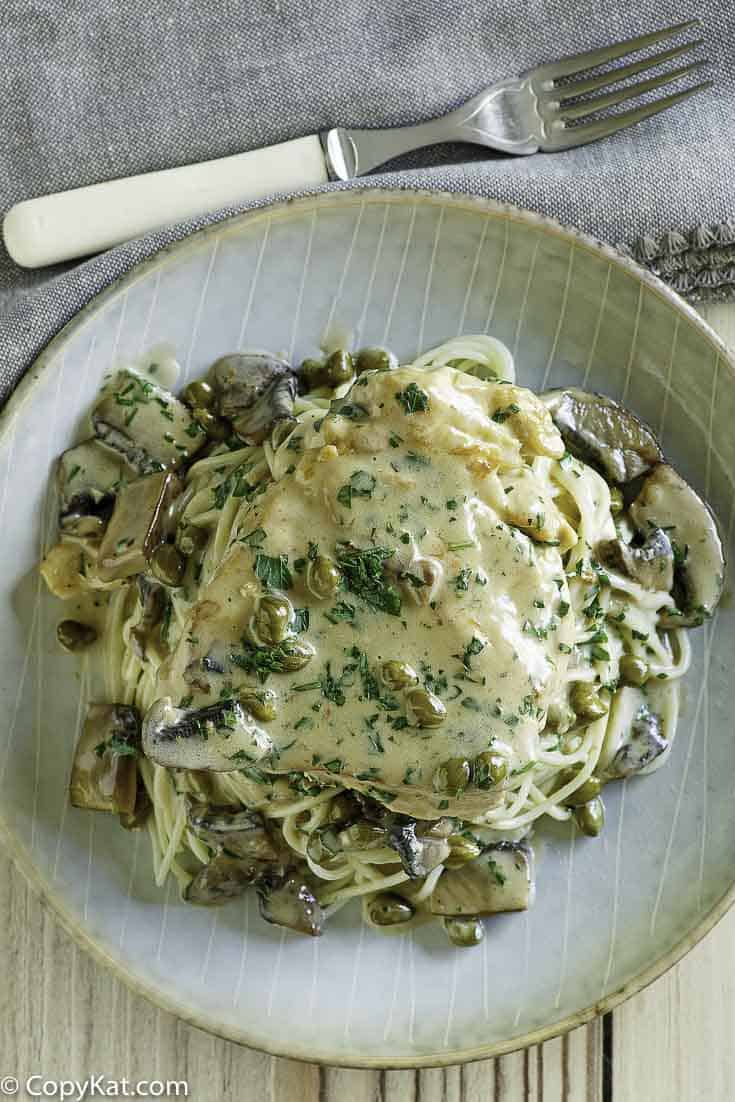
[367,892,414,927]
[445,834,482,869]
[254,593,293,646]
[239,688,277,722]
[322,349,354,388]
[380,660,419,692]
[443,916,484,947]
[560,766,602,807]
[306,555,341,600]
[299,357,326,391]
[176,524,208,556]
[355,346,397,375]
[545,701,576,734]
[473,751,507,788]
[574,796,605,837]
[57,619,97,652]
[150,543,186,587]
[182,379,215,410]
[619,654,649,687]
[570,682,609,722]
[278,637,315,671]
[406,687,446,728]
[192,407,230,441]
[433,756,472,796]
[609,486,625,515]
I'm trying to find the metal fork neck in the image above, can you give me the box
[321,78,541,180]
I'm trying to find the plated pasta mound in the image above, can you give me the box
[41,335,724,946]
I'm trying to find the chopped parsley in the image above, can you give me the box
[487,858,507,886]
[491,402,520,424]
[231,640,298,682]
[336,469,377,509]
[395,382,430,414]
[460,635,486,669]
[336,544,401,616]
[241,527,267,547]
[212,463,255,509]
[253,552,293,590]
[324,601,356,624]
[331,402,368,422]
[94,734,138,759]
[452,567,472,593]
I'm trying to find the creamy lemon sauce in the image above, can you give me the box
[156,365,577,818]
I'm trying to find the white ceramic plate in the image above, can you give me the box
[1,191,733,1067]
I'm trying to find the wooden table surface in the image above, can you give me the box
[1,304,733,1102]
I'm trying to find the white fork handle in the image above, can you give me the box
[3,135,329,269]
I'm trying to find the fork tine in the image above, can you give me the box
[558,62,707,122]
[548,81,712,150]
[552,40,704,101]
[534,20,699,83]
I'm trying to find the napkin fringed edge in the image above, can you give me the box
[619,220,735,302]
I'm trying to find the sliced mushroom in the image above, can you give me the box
[596,526,674,591]
[257,872,324,936]
[543,388,662,483]
[210,353,297,444]
[70,703,141,814]
[57,439,133,529]
[93,369,206,473]
[95,471,181,583]
[431,842,533,916]
[40,541,91,599]
[602,687,668,779]
[119,780,153,830]
[305,824,345,869]
[388,819,451,879]
[142,697,273,772]
[130,576,170,662]
[185,853,265,905]
[629,464,725,627]
[187,803,283,862]
[338,821,389,851]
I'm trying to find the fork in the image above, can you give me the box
[323,19,709,175]
[3,20,709,269]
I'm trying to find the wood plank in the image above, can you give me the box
[613,907,735,1102]
[611,301,735,1102]
[0,846,600,1100]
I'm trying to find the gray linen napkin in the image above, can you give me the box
[1,0,733,404]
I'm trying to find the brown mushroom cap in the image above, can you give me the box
[70,703,141,815]
[543,388,662,483]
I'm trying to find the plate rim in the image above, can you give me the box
[2,186,734,1068]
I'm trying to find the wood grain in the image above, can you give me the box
[0,303,732,1101]
[0,845,602,1099]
